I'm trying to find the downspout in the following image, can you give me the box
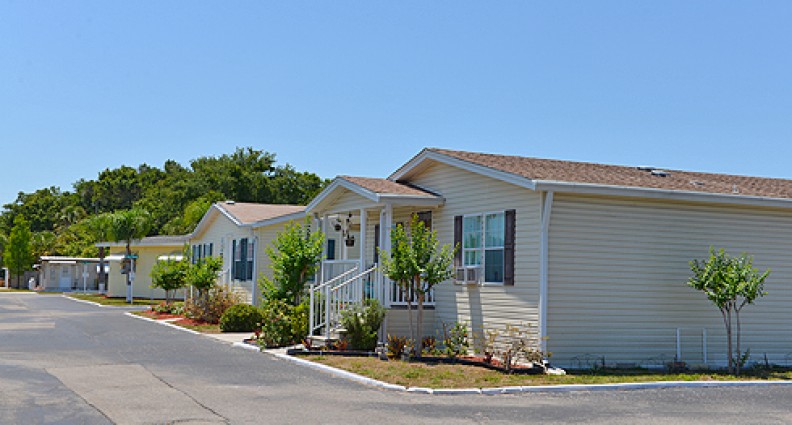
[539,191,554,353]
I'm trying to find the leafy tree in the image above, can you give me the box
[379,215,456,355]
[160,193,221,235]
[5,216,35,287]
[262,218,324,306]
[185,255,222,304]
[150,256,189,304]
[91,208,153,302]
[1,147,326,257]
[31,231,57,258]
[190,147,276,203]
[688,248,770,375]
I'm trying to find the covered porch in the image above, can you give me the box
[306,176,444,338]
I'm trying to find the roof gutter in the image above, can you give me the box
[533,180,792,210]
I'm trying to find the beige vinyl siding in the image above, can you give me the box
[328,189,371,214]
[386,308,436,339]
[254,219,304,295]
[406,161,542,342]
[547,193,792,368]
[106,246,185,300]
[191,211,256,303]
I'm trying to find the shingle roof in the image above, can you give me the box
[339,176,437,197]
[429,148,792,200]
[217,202,305,225]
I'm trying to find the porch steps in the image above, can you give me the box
[308,328,347,349]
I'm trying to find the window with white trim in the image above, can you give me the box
[463,212,505,283]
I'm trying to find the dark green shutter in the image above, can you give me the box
[454,216,463,268]
[503,209,516,286]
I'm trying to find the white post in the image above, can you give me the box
[82,263,88,292]
[342,213,349,261]
[676,328,682,361]
[539,191,554,353]
[703,328,708,366]
[359,208,367,300]
[251,232,259,306]
[309,283,315,337]
[127,258,135,304]
[3,267,8,288]
[321,214,328,284]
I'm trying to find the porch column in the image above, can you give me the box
[381,204,393,307]
[358,208,367,271]
[321,213,328,284]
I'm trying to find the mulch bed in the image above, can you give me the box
[139,310,182,320]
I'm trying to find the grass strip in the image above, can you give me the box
[310,356,792,389]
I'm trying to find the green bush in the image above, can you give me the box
[340,299,387,351]
[257,299,309,348]
[220,304,264,332]
[185,285,240,324]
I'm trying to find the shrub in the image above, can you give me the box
[442,321,469,358]
[340,299,387,351]
[257,299,309,348]
[220,304,264,332]
[153,302,184,315]
[185,285,240,324]
[387,334,409,359]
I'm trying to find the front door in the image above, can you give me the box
[58,266,72,289]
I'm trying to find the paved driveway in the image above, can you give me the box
[2,293,792,424]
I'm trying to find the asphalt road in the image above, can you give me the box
[2,293,792,425]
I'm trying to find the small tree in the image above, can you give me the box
[379,215,456,355]
[150,256,188,304]
[262,218,324,306]
[688,248,769,375]
[5,216,35,287]
[90,208,152,302]
[185,255,223,301]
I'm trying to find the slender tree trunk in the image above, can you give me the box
[721,305,733,374]
[416,292,425,356]
[735,304,744,376]
[405,279,415,355]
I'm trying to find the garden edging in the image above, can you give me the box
[254,348,792,395]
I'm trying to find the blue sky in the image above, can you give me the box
[1,1,791,206]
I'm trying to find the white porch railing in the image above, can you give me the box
[387,282,435,306]
[322,260,359,283]
[309,261,437,338]
[309,265,379,338]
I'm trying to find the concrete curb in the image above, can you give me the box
[124,314,792,396]
[62,295,148,309]
[241,346,792,395]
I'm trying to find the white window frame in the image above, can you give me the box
[462,211,506,286]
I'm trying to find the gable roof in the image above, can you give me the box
[216,202,305,225]
[305,176,442,213]
[390,148,792,208]
[339,176,437,197]
[96,234,189,248]
[190,201,306,239]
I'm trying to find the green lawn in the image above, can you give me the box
[309,356,792,389]
[68,293,161,306]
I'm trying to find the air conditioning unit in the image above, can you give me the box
[455,266,481,285]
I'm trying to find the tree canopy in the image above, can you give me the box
[688,248,770,375]
[0,147,328,261]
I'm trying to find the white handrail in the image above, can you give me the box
[314,266,359,291]
[330,266,377,293]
